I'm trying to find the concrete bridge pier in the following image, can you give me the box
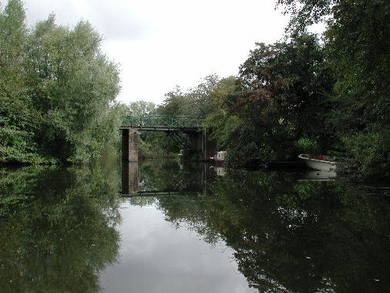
[188,132,203,157]
[121,129,138,162]
[122,161,139,194]
[188,129,217,160]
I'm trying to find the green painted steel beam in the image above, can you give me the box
[121,115,203,128]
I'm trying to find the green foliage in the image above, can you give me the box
[127,100,156,116]
[295,137,320,154]
[326,1,390,136]
[0,1,121,164]
[276,0,390,178]
[211,34,333,164]
[158,74,219,118]
[342,128,390,177]
[204,77,241,147]
[0,0,43,164]
[239,34,333,138]
[276,0,335,32]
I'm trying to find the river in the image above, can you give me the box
[1,159,389,292]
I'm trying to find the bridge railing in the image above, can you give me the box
[121,115,203,128]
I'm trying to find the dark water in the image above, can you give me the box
[1,159,390,293]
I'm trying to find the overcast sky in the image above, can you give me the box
[22,0,289,105]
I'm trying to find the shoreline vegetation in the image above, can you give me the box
[1,0,389,180]
[0,0,124,166]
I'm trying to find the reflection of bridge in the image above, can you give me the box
[121,191,199,198]
[120,115,216,161]
[121,162,208,197]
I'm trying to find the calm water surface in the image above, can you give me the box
[1,159,389,292]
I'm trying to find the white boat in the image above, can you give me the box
[298,154,337,172]
[210,151,227,162]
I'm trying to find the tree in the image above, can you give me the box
[240,34,333,139]
[0,0,41,163]
[0,2,121,164]
[204,76,241,148]
[25,17,120,162]
[158,75,220,118]
[217,34,333,164]
[127,100,156,116]
[277,0,390,177]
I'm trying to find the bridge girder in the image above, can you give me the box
[120,115,216,162]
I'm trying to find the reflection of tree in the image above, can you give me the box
[157,194,222,244]
[0,165,120,293]
[138,160,205,193]
[154,167,390,292]
[232,177,390,293]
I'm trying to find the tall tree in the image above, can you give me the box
[220,34,333,164]
[0,0,41,163]
[0,2,121,164]
[25,17,120,162]
[277,0,390,177]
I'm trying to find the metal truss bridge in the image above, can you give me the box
[120,115,215,162]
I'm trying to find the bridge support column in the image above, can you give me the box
[188,129,217,161]
[205,130,217,160]
[122,161,139,194]
[189,132,203,153]
[121,129,138,162]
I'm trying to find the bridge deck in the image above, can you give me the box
[120,115,204,130]
[120,126,202,132]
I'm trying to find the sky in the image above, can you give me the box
[22,0,289,105]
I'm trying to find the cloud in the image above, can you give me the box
[22,0,290,104]
[77,1,150,41]
[23,0,149,41]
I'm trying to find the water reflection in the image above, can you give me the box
[120,161,390,292]
[121,160,208,196]
[1,160,390,293]
[0,165,120,293]
[300,169,337,181]
[122,162,139,194]
[99,203,251,293]
[204,170,390,292]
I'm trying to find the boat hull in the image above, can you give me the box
[298,154,337,172]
